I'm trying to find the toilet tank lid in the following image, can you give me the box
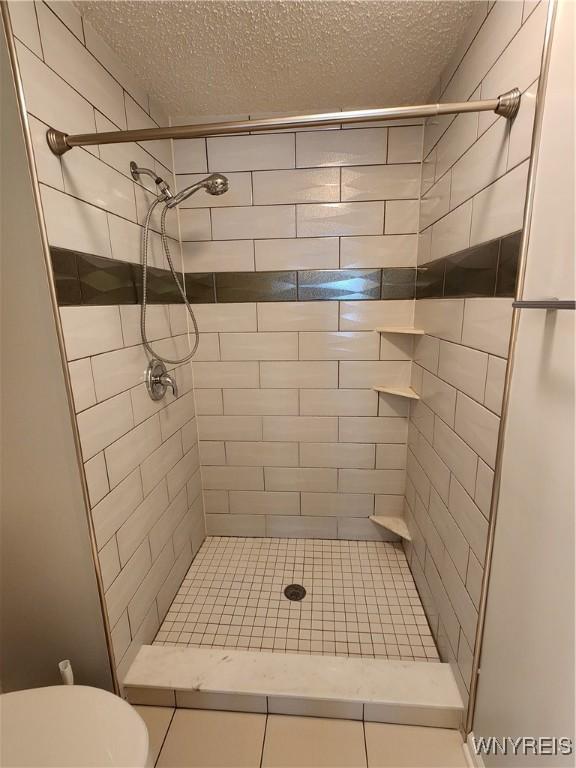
[0,685,149,767]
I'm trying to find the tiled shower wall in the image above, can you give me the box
[8,1,204,679]
[174,118,424,539]
[404,0,548,700]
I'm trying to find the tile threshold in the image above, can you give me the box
[124,645,464,728]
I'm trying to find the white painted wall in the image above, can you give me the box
[471,1,575,763]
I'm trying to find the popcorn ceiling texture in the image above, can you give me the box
[75,0,476,118]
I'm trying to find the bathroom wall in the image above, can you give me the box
[173,116,423,539]
[6,1,204,681]
[404,0,549,699]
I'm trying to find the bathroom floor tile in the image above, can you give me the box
[156,709,266,768]
[262,715,367,768]
[364,723,466,767]
[154,536,439,662]
[133,705,174,768]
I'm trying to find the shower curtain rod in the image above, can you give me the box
[46,88,521,156]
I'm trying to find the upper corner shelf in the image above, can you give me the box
[374,326,425,335]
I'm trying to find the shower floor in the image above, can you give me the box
[154,537,439,662]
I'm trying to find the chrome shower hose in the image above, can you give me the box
[140,197,200,364]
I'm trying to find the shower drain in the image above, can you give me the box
[283,584,306,601]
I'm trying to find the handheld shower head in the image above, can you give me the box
[166,173,229,208]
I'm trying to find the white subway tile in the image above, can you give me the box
[439,2,489,93]
[263,416,338,443]
[194,390,223,416]
[125,95,172,170]
[140,432,183,496]
[296,128,388,167]
[484,355,506,415]
[173,139,208,173]
[340,235,417,268]
[298,202,384,237]
[433,418,478,497]
[430,201,472,261]
[375,444,407,469]
[15,41,96,136]
[77,392,133,460]
[105,540,151,626]
[150,489,189,559]
[229,491,300,516]
[223,388,299,415]
[301,493,375,517]
[414,299,464,344]
[434,112,479,181]
[168,448,200,500]
[449,478,489,565]
[206,514,266,536]
[266,515,338,539]
[68,358,96,412]
[455,393,500,468]
[339,469,405,494]
[83,452,109,507]
[220,332,298,361]
[198,415,262,441]
[91,345,148,402]
[105,416,162,488]
[258,301,338,331]
[203,466,264,491]
[46,1,83,41]
[384,200,419,234]
[255,237,339,271]
[226,441,298,467]
[253,168,339,204]
[470,161,529,245]
[178,209,212,242]
[441,551,478,647]
[299,332,379,361]
[414,433,450,503]
[207,134,295,171]
[340,300,413,331]
[339,361,410,389]
[190,303,257,332]
[507,81,538,170]
[422,370,456,426]
[36,3,126,128]
[438,341,489,403]
[204,490,228,514]
[260,361,338,388]
[474,459,494,518]
[414,336,439,376]
[40,186,111,259]
[387,126,422,163]
[92,469,143,549]
[341,165,420,202]
[338,517,398,541]
[300,443,375,469]
[99,538,121,592]
[461,298,513,357]
[117,482,169,565]
[192,362,259,389]
[450,119,509,209]
[159,391,196,440]
[419,173,451,232]
[265,467,337,492]
[128,543,175,631]
[299,389,378,417]
[120,305,170,347]
[339,417,407,444]
[212,205,295,240]
[8,1,42,56]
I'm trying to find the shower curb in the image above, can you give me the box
[123,645,464,728]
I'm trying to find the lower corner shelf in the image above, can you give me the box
[372,386,420,400]
[370,515,412,541]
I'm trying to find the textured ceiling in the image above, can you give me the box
[75,0,476,119]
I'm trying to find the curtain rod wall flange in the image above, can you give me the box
[46,88,521,156]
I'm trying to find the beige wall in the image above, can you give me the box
[0,15,113,692]
[472,1,574,760]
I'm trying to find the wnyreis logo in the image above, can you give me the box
[472,737,573,757]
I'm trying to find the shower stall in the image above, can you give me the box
[2,0,568,737]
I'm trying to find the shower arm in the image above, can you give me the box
[46,89,522,156]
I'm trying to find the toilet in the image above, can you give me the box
[0,685,149,767]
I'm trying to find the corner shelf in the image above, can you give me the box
[374,326,425,335]
[370,515,412,541]
[372,386,420,400]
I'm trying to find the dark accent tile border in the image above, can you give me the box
[416,231,521,300]
[49,234,519,308]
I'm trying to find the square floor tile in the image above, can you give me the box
[156,709,266,768]
[262,715,367,768]
[364,723,466,767]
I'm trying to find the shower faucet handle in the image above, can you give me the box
[146,359,178,401]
